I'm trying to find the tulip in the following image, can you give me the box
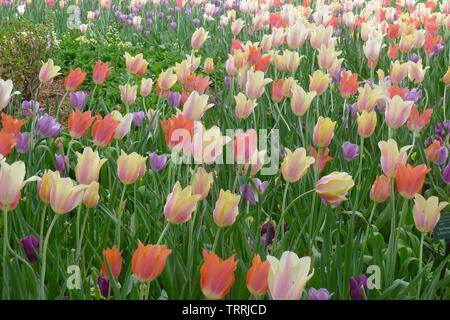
[75,147,107,185]
[36,114,62,138]
[68,109,94,139]
[317,44,341,70]
[48,174,88,214]
[442,67,450,85]
[349,275,369,300]
[407,106,433,132]
[69,91,88,110]
[15,132,30,154]
[363,33,384,62]
[124,52,148,76]
[83,182,100,208]
[119,84,137,106]
[281,147,315,183]
[102,246,122,279]
[164,182,201,224]
[148,152,167,172]
[308,146,334,173]
[385,95,414,129]
[1,113,26,137]
[167,91,182,109]
[339,71,359,98]
[425,140,441,162]
[245,69,272,100]
[111,111,134,139]
[231,18,244,35]
[93,60,112,85]
[132,111,145,126]
[313,117,336,148]
[408,60,429,84]
[290,85,316,116]
[64,68,86,92]
[309,70,331,96]
[315,172,355,207]
[0,79,20,111]
[267,251,314,300]
[160,113,194,151]
[356,84,384,112]
[140,78,153,97]
[191,27,209,50]
[234,93,257,119]
[22,100,42,119]
[213,189,241,227]
[357,111,377,138]
[20,235,40,263]
[55,154,69,174]
[91,114,120,148]
[246,255,270,296]
[182,91,213,121]
[233,129,257,164]
[0,131,16,157]
[271,80,285,103]
[370,175,392,203]
[395,163,431,199]
[98,275,112,297]
[191,167,213,200]
[132,241,172,282]
[117,150,147,185]
[413,194,448,233]
[200,250,238,300]
[342,142,359,161]
[389,61,408,85]
[308,288,334,300]
[39,59,61,84]
[378,139,411,178]
[157,68,177,91]
[0,160,27,210]
[442,163,450,184]
[191,122,231,164]
[204,58,214,74]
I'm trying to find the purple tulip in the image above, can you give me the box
[144,30,150,36]
[349,275,369,300]
[98,275,112,297]
[136,25,143,32]
[443,163,450,184]
[132,111,145,126]
[149,152,168,171]
[16,132,30,153]
[345,103,357,128]
[94,10,100,18]
[55,154,69,174]
[409,53,421,63]
[332,68,345,83]
[169,22,177,30]
[342,141,359,161]
[240,184,256,204]
[35,114,63,138]
[157,12,164,19]
[22,100,42,118]
[253,178,269,194]
[146,11,153,17]
[69,91,88,110]
[20,235,39,262]
[224,76,232,89]
[192,18,200,25]
[405,88,422,103]
[436,147,448,165]
[308,288,334,300]
[261,222,289,249]
[146,18,153,27]
[167,91,181,109]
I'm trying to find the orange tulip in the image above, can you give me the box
[395,163,431,199]
[1,113,26,137]
[339,71,359,98]
[68,109,94,139]
[91,114,120,148]
[425,140,441,162]
[271,80,285,103]
[407,106,433,132]
[370,175,392,203]
[0,130,17,157]
[200,249,238,300]
[93,60,112,85]
[64,68,87,92]
[387,44,399,59]
[246,255,270,296]
[102,246,123,279]
[307,146,333,173]
[160,113,195,150]
[132,240,172,282]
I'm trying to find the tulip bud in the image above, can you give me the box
[213,189,241,227]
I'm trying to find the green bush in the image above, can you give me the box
[0,19,54,99]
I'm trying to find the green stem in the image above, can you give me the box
[40,214,59,299]
[211,228,222,252]
[156,222,170,245]
[116,186,127,249]
[76,208,89,262]
[417,232,425,300]
[3,210,9,288]
[55,91,68,122]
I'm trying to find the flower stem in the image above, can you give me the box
[40,214,59,299]
[156,222,170,245]
[417,232,425,300]
[211,228,222,253]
